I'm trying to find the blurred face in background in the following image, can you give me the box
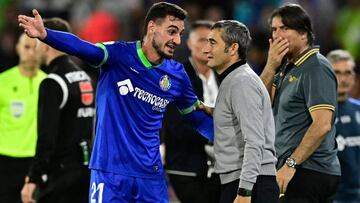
[35,40,47,65]
[187,26,211,63]
[16,34,39,70]
[332,60,355,102]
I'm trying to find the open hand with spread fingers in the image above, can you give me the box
[18,9,47,40]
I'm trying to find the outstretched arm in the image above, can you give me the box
[18,9,104,66]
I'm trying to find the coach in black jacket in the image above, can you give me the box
[162,20,220,203]
[21,18,95,203]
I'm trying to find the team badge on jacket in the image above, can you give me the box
[159,75,171,91]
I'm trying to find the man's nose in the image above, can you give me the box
[202,42,210,54]
[174,34,181,45]
[272,30,281,41]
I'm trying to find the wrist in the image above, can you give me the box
[263,65,277,75]
[237,188,252,197]
[26,174,40,184]
[40,28,48,40]
[285,157,298,169]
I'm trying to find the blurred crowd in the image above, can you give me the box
[0,0,359,78]
[0,0,231,73]
[0,0,360,202]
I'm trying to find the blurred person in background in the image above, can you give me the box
[19,2,214,202]
[260,4,340,202]
[20,18,94,203]
[0,33,46,203]
[163,20,220,203]
[327,49,360,203]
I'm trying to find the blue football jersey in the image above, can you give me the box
[89,41,203,178]
[335,98,360,201]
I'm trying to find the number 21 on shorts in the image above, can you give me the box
[90,182,104,203]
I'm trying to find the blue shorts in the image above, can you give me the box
[89,169,168,203]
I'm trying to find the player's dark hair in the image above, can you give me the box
[144,2,187,35]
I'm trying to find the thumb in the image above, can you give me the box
[32,9,38,16]
[32,9,41,20]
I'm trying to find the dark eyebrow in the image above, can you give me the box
[168,25,179,31]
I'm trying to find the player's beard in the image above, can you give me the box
[152,33,173,59]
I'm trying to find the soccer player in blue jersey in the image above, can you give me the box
[327,49,360,203]
[19,2,214,203]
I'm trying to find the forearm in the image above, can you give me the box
[240,143,262,190]
[184,110,214,142]
[28,129,58,183]
[290,122,331,165]
[236,81,266,190]
[43,28,104,66]
[260,66,276,95]
[29,81,61,183]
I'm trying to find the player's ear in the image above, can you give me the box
[229,43,239,56]
[147,20,156,34]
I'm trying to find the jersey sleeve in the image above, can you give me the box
[302,65,337,112]
[28,78,62,184]
[175,67,214,141]
[175,67,199,111]
[95,41,129,69]
[43,28,104,66]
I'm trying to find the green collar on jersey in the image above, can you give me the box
[136,41,163,69]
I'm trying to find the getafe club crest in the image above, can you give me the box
[159,75,171,91]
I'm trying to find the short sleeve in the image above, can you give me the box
[302,65,337,112]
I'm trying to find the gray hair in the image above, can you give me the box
[212,20,251,60]
[326,49,355,67]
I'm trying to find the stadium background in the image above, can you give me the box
[0,0,359,202]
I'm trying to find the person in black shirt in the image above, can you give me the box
[21,18,95,203]
[162,20,220,203]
